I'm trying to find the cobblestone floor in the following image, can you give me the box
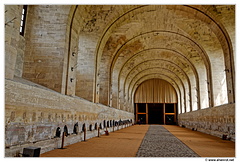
[136,125,199,157]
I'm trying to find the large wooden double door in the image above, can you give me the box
[135,103,177,125]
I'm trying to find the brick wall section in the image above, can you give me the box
[178,103,235,141]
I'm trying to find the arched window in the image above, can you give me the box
[73,122,78,134]
[89,124,92,131]
[103,120,106,128]
[64,125,69,136]
[55,127,61,138]
[110,120,112,127]
[107,121,109,127]
[94,123,98,130]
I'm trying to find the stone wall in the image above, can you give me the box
[22,5,71,93]
[5,5,24,79]
[178,103,235,141]
[5,78,134,157]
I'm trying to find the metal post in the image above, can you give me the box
[84,127,86,141]
[61,132,65,149]
[97,127,100,137]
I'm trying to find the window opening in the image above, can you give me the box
[20,5,27,36]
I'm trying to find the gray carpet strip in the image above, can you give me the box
[136,125,199,157]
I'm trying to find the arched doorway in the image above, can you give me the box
[134,79,178,125]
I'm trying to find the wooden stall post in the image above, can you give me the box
[61,132,65,149]
[97,127,100,137]
[84,127,86,141]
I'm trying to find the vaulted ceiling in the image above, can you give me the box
[75,5,235,113]
[23,5,235,114]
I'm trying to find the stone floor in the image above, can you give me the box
[136,125,199,157]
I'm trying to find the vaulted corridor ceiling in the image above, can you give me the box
[86,5,235,112]
[21,5,235,114]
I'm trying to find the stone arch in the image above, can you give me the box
[130,74,183,113]
[103,120,106,128]
[115,47,204,111]
[94,5,233,111]
[125,68,188,112]
[110,33,211,109]
[132,75,181,112]
[64,125,69,136]
[55,127,61,138]
[94,123,98,130]
[121,60,194,110]
[121,59,195,110]
[108,32,209,109]
[73,122,79,134]
[107,121,109,128]
[89,124,92,131]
